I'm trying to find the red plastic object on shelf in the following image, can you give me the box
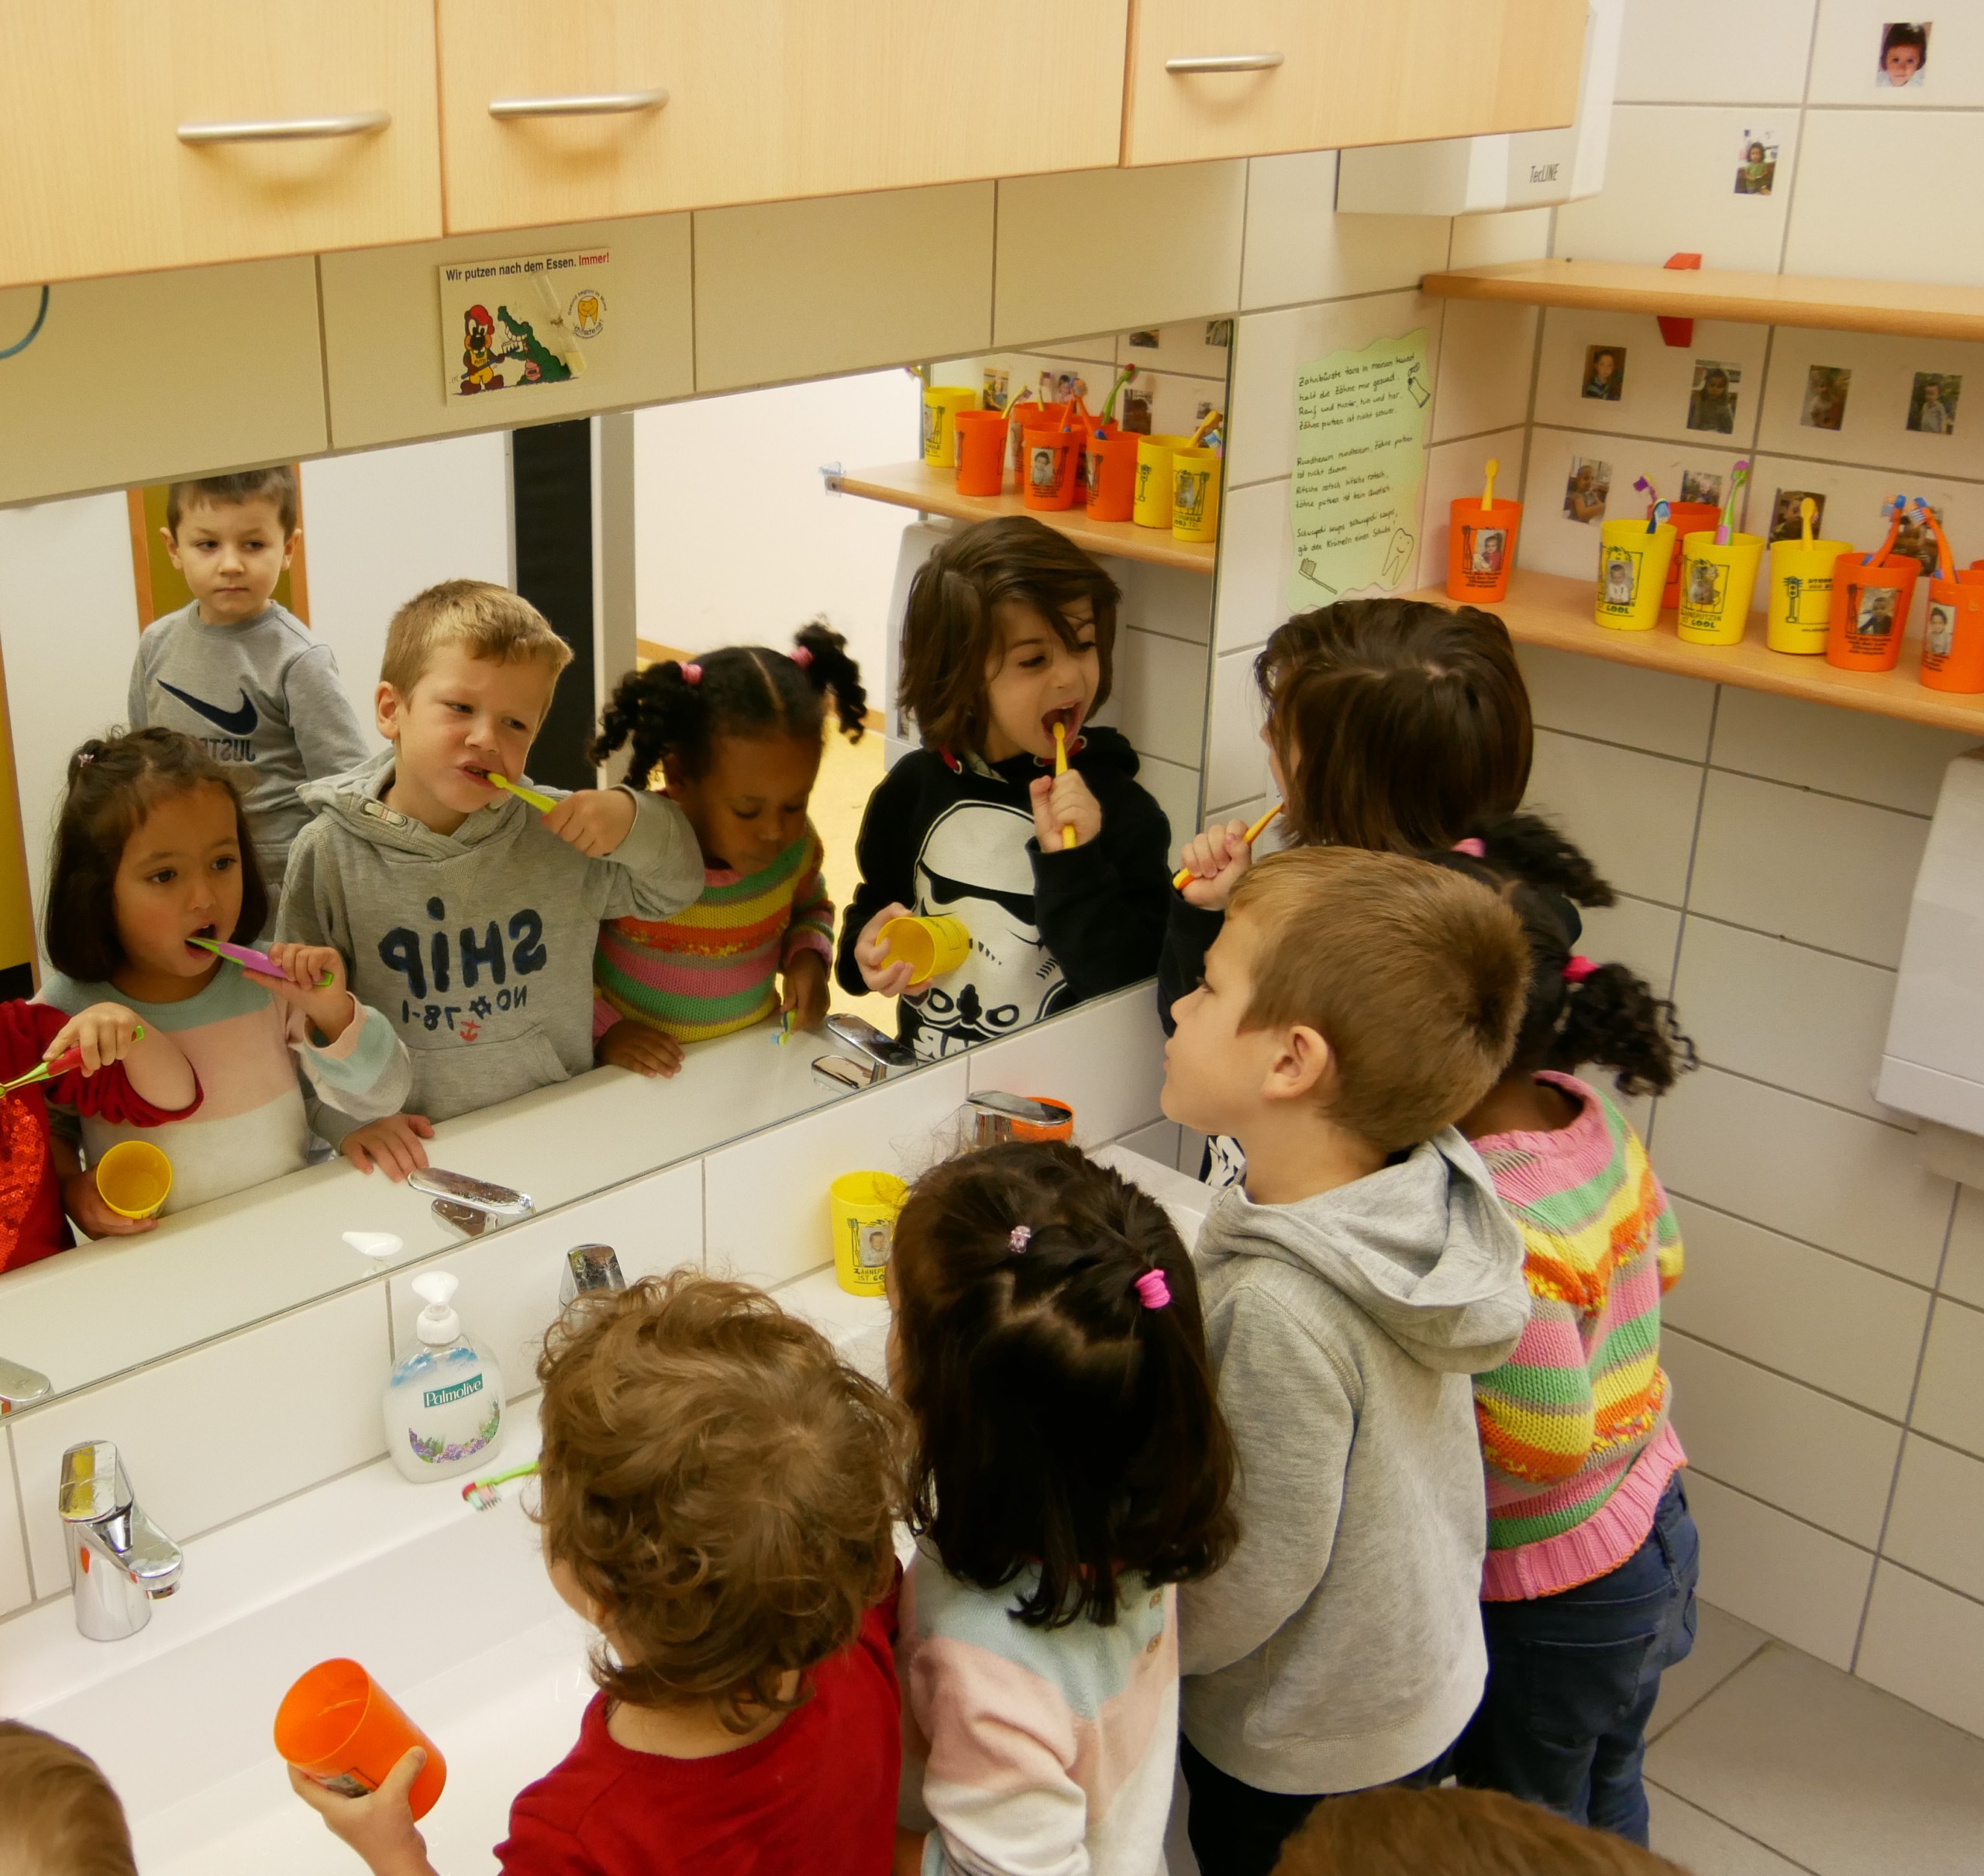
[1657,253,1703,347]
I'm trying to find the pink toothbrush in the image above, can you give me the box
[188,936,334,989]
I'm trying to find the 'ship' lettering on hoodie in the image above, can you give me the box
[378,897,547,1041]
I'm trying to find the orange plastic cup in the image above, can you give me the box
[1022,423,1081,511]
[275,1658,448,1820]
[1658,503,1722,610]
[1011,1096,1075,1144]
[952,410,1008,497]
[1006,401,1063,476]
[1446,498,1522,604]
[1921,577,1984,694]
[1083,427,1140,522]
[1826,553,1920,673]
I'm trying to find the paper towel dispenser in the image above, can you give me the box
[1877,749,1984,1179]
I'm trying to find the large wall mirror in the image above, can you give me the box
[0,320,1229,1402]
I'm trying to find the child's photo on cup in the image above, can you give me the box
[1865,587,1903,641]
[1685,558,1724,611]
[1928,598,1955,656]
[1687,361,1741,434]
[1602,549,1638,605]
[1908,372,1959,435]
[1768,488,1827,543]
[1802,365,1851,431]
[1679,469,1725,507]
[1880,21,1929,85]
[1469,528,1507,574]
[1581,345,1625,401]
[1563,456,1612,523]
[1734,131,1778,195]
[1028,445,1060,491]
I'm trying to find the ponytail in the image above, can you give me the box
[1550,959,1696,1098]
[593,620,867,786]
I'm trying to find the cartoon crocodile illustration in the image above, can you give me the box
[494,306,574,385]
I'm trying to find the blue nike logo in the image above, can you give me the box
[157,681,258,738]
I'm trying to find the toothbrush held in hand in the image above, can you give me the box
[1052,724,1076,850]
[0,1027,143,1096]
[488,773,558,813]
[462,1461,537,1511]
[187,937,334,989]
[1173,802,1283,892]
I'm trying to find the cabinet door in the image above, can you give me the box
[436,0,1128,235]
[1124,0,1586,167]
[0,2,440,290]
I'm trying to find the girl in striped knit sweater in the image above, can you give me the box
[1432,815,1700,1848]
[587,623,866,1077]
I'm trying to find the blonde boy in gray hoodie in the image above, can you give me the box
[276,580,704,1177]
[1159,847,1532,1876]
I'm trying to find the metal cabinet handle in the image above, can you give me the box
[177,109,391,144]
[1164,53,1285,74]
[488,88,669,119]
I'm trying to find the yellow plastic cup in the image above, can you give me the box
[1594,520,1676,631]
[1765,534,1855,654]
[878,914,970,986]
[1132,434,1192,528]
[1676,531,1765,647]
[828,1171,908,1297]
[1170,446,1222,543]
[920,387,979,469]
[95,1141,173,1220]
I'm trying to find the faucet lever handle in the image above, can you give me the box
[58,1441,132,1524]
[0,1352,51,1414]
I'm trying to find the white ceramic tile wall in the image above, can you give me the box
[0,1434,30,1620]
[1238,152,1452,314]
[1910,1299,1984,1460]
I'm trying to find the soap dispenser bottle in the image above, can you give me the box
[383,1272,505,1484]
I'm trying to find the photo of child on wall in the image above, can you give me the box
[1768,489,1827,543]
[982,367,1011,412]
[1582,346,1626,400]
[1802,366,1851,430]
[1687,362,1741,434]
[1880,22,1929,85]
[1908,373,1960,435]
[1894,499,1945,573]
[1564,456,1612,523]
[1120,384,1153,434]
[1734,133,1778,194]
[1679,469,1726,507]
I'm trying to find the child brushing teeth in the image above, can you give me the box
[838,517,1173,1061]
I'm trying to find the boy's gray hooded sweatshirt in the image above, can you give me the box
[1179,1129,1530,1795]
[277,750,703,1138]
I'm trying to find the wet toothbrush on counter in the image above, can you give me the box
[1715,461,1751,546]
[1173,802,1283,891]
[187,937,334,988]
[487,772,558,812]
[461,1461,537,1511]
[1052,722,1076,850]
[0,1027,142,1096]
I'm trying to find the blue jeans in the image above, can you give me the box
[1455,1474,1699,1845]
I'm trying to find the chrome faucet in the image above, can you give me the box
[0,1353,50,1414]
[58,1441,182,1641]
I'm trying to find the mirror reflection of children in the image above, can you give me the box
[1909,373,1958,435]
[587,624,868,1079]
[1563,458,1611,523]
[1603,552,1636,607]
[1861,588,1900,640]
[1686,363,1738,435]
[839,517,1173,1062]
[1734,139,1776,195]
[1581,346,1624,401]
[1880,22,1928,85]
[1927,600,1954,656]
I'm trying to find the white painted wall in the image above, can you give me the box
[631,370,918,681]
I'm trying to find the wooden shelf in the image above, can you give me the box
[1421,260,1984,344]
[828,460,1218,575]
[1408,570,1984,736]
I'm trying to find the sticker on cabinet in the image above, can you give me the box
[436,248,613,400]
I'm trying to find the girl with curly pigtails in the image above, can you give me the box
[588,621,866,1076]
[1424,814,1700,1849]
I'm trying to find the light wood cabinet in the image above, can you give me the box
[434,0,1129,236]
[0,2,441,290]
[1122,0,1587,168]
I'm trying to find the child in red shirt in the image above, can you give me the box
[291,1272,908,1875]
[0,1000,198,1272]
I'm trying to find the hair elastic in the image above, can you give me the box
[1562,955,1599,983]
[1134,1268,1171,1311]
[1008,1225,1032,1254]
[680,662,703,686]
[1452,837,1486,858]
[790,644,815,670]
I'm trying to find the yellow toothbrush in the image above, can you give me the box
[1173,802,1283,892]
[488,772,557,812]
[1052,724,1076,849]
[1482,458,1500,510]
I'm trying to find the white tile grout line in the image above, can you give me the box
[1644,1629,1773,1744]
[1666,1189,1951,1303]
[1642,686,1717,1162]
[1643,1775,1827,1876]
[1852,1182,1962,1671]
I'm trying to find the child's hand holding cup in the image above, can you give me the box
[854,904,923,999]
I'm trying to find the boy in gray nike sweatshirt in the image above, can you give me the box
[276,580,702,1176]
[1159,848,1533,1876]
[129,470,370,910]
